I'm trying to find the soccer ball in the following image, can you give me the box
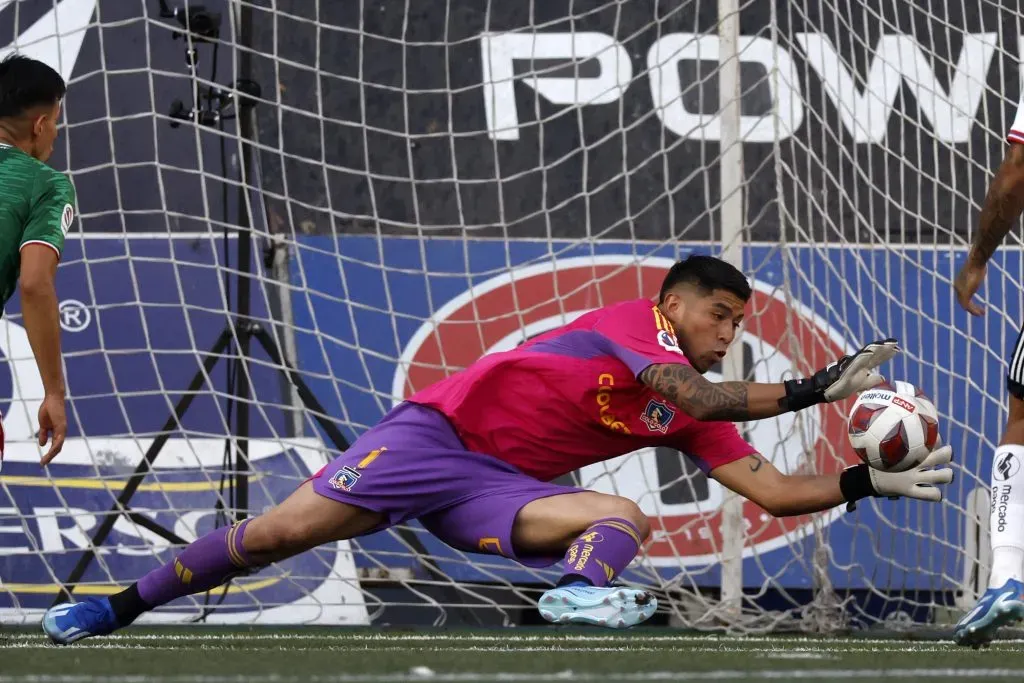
[847,380,939,472]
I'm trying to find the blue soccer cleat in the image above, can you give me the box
[954,579,1024,648]
[538,584,657,629]
[42,598,120,645]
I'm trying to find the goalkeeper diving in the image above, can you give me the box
[43,256,953,640]
[0,55,75,470]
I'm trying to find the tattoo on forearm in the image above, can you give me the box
[640,363,750,421]
[747,454,764,472]
[971,145,1024,265]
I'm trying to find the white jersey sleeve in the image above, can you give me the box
[1010,94,1024,144]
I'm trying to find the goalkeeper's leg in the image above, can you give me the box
[42,482,384,644]
[955,376,1024,647]
[514,493,656,629]
[42,401,509,644]
[421,488,657,629]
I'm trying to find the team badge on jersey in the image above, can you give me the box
[652,307,685,355]
[328,465,362,491]
[640,399,676,433]
[60,204,74,237]
[657,330,684,355]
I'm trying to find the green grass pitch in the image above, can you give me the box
[0,627,1020,682]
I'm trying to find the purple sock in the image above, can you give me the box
[137,519,254,607]
[560,518,643,588]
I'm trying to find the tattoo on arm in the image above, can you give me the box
[747,454,765,472]
[639,363,749,421]
[971,144,1024,265]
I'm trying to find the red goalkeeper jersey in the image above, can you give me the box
[408,298,755,481]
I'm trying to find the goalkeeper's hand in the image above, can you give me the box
[839,443,954,509]
[867,444,954,502]
[781,338,900,412]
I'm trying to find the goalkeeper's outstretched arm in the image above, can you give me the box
[639,338,899,422]
[711,447,954,517]
[639,362,785,421]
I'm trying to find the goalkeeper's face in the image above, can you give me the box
[663,287,747,373]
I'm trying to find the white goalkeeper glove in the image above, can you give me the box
[781,338,900,412]
[868,444,954,502]
[839,443,954,510]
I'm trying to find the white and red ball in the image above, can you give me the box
[847,380,939,472]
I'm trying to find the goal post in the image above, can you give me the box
[716,0,746,623]
[0,0,1014,629]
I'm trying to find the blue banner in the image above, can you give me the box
[1,235,1004,615]
[0,237,366,625]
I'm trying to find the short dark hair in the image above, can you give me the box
[659,255,752,302]
[0,54,65,119]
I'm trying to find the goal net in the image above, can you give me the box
[0,0,1014,631]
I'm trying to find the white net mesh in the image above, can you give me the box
[0,0,1017,630]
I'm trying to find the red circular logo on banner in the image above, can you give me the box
[393,256,858,566]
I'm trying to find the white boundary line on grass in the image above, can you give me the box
[6,633,1024,645]
[0,644,1006,655]
[0,670,1022,683]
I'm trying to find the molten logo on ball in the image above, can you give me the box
[848,383,940,472]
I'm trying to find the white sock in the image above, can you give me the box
[989,444,1024,588]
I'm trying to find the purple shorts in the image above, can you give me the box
[310,402,583,567]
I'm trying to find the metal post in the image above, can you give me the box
[717,0,746,624]
[230,0,254,520]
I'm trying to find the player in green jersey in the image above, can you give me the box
[0,55,75,469]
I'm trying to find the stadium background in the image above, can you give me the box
[0,0,1021,628]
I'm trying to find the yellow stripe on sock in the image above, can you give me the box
[225,524,238,566]
[225,528,244,569]
[226,523,246,569]
[593,520,643,547]
[602,521,642,546]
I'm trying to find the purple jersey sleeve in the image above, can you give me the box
[592,300,691,376]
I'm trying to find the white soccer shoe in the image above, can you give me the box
[538,584,657,629]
